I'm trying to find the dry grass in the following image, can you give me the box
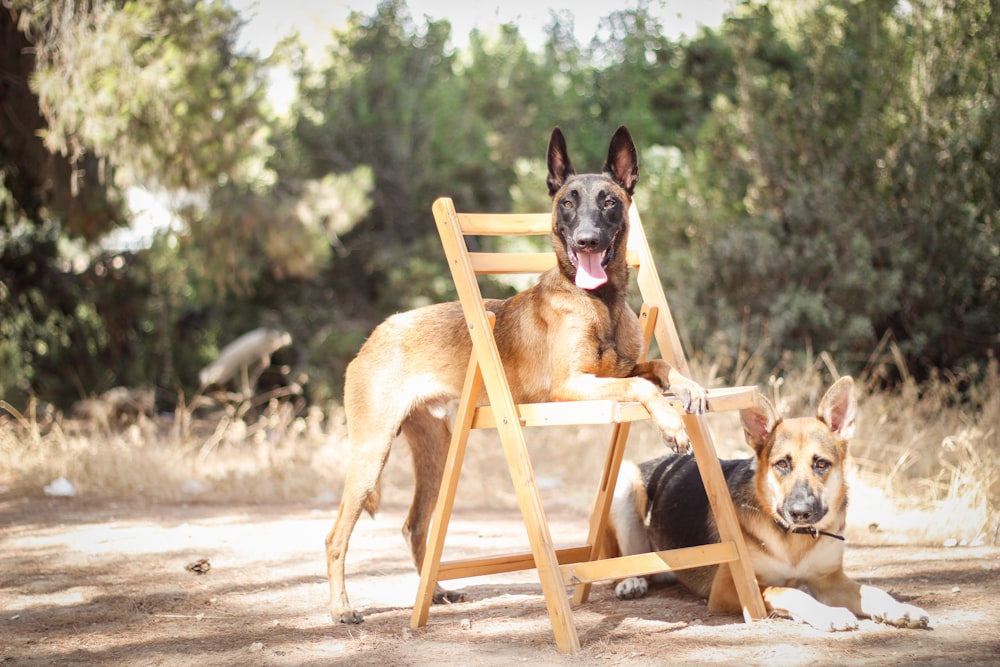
[0,393,349,504]
[1,357,997,546]
[847,359,1000,547]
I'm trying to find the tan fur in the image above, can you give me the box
[609,377,931,631]
[325,127,710,624]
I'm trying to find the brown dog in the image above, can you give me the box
[326,126,710,624]
[608,376,931,630]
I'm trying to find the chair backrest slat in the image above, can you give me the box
[469,252,556,274]
[456,212,550,235]
[467,250,642,275]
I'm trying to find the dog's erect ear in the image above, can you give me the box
[740,396,781,452]
[546,127,575,197]
[603,125,639,196]
[817,376,857,440]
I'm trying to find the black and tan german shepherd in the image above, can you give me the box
[608,376,931,630]
[326,126,711,624]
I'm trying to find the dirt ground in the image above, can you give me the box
[2,495,999,667]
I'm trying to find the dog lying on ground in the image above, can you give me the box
[607,376,931,630]
[326,126,711,624]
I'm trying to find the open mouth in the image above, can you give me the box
[566,231,617,290]
[568,246,613,289]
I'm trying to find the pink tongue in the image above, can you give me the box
[575,250,608,289]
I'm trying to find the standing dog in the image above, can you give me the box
[608,376,931,630]
[326,126,711,624]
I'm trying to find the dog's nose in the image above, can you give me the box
[573,229,602,250]
[787,500,817,524]
[785,484,822,524]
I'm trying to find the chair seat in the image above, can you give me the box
[471,385,759,428]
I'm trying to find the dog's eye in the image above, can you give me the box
[603,198,617,210]
[561,199,575,210]
[814,458,831,472]
[773,458,791,473]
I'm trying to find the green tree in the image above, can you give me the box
[459,24,554,167]
[674,0,999,379]
[880,0,1000,373]
[293,0,513,311]
[587,3,682,149]
[1,0,276,406]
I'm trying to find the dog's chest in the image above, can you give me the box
[595,335,633,376]
[751,534,844,587]
[592,301,643,373]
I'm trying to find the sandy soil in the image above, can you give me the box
[2,495,998,666]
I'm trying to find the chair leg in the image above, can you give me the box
[573,421,632,605]
[685,415,767,621]
[494,419,581,653]
[411,359,482,629]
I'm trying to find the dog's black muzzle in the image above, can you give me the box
[562,221,619,262]
[782,483,827,526]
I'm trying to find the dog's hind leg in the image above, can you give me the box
[401,405,464,604]
[325,407,398,624]
[610,461,659,599]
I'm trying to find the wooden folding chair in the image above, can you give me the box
[411,197,766,653]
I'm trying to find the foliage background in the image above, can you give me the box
[1,0,997,413]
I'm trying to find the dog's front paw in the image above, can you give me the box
[615,576,649,600]
[649,402,692,453]
[861,585,930,629]
[662,427,692,454]
[669,374,710,415]
[802,606,859,632]
[871,602,930,629]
